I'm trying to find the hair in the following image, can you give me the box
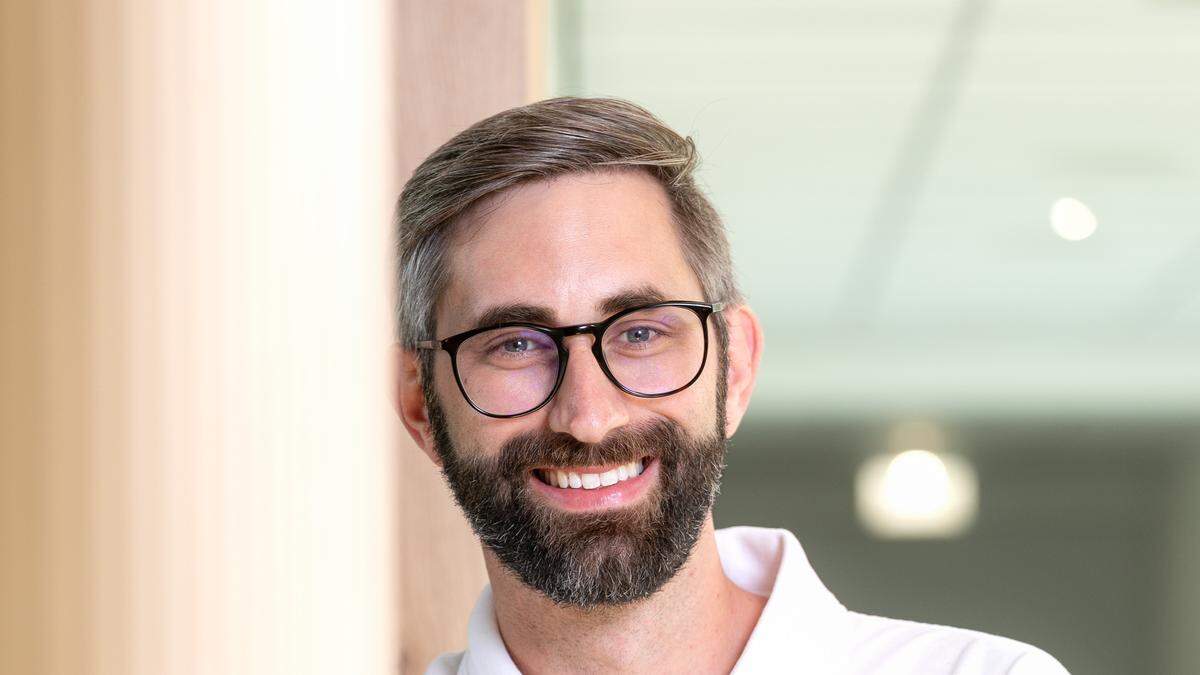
[394,97,742,378]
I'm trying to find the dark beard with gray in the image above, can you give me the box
[426,393,728,609]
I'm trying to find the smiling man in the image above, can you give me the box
[394,98,1068,674]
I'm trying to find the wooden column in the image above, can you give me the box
[395,1,542,671]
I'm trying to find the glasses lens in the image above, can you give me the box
[456,327,559,416]
[602,306,706,396]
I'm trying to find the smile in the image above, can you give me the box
[534,459,646,490]
[528,456,659,512]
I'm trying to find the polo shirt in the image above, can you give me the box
[426,526,1070,674]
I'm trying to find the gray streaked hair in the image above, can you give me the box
[395,97,742,368]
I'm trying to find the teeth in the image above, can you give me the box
[540,459,649,490]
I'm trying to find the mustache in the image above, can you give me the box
[494,418,680,479]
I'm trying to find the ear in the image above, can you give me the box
[392,343,443,467]
[721,304,763,438]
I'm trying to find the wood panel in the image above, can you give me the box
[394,1,538,671]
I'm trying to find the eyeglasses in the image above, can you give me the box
[416,301,725,418]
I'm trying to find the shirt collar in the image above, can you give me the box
[458,526,852,674]
[461,585,521,675]
[721,526,852,673]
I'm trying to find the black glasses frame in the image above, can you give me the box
[416,300,725,419]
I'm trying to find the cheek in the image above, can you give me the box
[429,357,484,447]
[641,374,718,434]
[430,359,529,458]
[686,366,726,432]
[689,355,721,403]
[431,355,462,407]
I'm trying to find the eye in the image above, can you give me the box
[621,326,656,344]
[483,329,554,358]
[503,336,536,352]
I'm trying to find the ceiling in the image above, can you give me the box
[547,0,1200,418]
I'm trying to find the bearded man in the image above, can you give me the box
[393,98,1067,674]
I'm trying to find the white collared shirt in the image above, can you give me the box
[427,526,1069,674]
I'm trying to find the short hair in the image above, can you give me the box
[395,97,741,367]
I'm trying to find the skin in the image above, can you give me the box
[395,169,767,674]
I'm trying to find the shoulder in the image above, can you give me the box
[423,650,465,675]
[843,612,1069,675]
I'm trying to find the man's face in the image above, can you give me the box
[425,169,729,608]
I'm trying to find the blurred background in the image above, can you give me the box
[538,3,1200,674]
[542,3,1200,674]
[2,1,1197,674]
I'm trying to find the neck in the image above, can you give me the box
[484,515,766,675]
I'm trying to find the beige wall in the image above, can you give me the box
[2,0,399,673]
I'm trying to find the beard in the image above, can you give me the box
[425,381,728,610]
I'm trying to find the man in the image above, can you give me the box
[394,98,1068,674]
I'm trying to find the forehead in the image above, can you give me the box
[439,170,703,334]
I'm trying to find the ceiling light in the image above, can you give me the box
[1050,197,1098,241]
[856,449,979,539]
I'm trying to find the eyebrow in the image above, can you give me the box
[470,303,556,330]
[466,285,670,332]
[596,285,669,317]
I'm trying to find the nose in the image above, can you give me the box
[546,335,629,444]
